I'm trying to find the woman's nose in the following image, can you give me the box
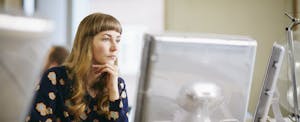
[110,41,118,52]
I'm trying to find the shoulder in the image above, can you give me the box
[117,77,126,86]
[43,66,67,76]
[117,77,126,90]
[39,66,68,86]
[118,77,125,83]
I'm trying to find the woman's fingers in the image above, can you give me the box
[100,68,115,75]
[100,65,118,76]
[92,64,108,73]
[92,64,118,75]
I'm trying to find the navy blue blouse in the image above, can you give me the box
[26,66,129,122]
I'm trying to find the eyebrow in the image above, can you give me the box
[103,33,121,38]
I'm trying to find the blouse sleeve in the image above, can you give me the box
[25,69,61,122]
[107,77,129,122]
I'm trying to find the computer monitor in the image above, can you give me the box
[253,43,285,122]
[134,33,257,122]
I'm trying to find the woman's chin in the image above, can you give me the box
[94,59,115,65]
[107,60,115,65]
[100,60,115,65]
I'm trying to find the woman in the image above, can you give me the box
[26,13,129,122]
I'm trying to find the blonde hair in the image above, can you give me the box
[63,13,122,120]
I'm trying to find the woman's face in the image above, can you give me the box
[92,30,121,65]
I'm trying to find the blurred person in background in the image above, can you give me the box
[41,45,69,74]
[26,12,129,122]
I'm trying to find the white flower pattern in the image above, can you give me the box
[121,91,127,99]
[48,72,57,85]
[48,92,56,100]
[109,111,119,120]
[35,102,47,116]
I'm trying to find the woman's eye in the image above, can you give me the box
[102,38,110,42]
[116,39,121,43]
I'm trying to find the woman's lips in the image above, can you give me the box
[107,55,117,60]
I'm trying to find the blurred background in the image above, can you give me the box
[0,0,298,122]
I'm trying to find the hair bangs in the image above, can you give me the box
[92,15,122,36]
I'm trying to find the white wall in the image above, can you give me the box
[89,0,164,33]
[35,0,68,46]
[72,0,165,39]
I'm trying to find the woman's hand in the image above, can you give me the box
[92,64,120,101]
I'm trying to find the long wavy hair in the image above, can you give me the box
[63,12,122,120]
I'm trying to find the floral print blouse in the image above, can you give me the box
[26,66,129,122]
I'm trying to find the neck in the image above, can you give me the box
[85,72,98,97]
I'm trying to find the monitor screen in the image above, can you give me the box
[134,33,257,122]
